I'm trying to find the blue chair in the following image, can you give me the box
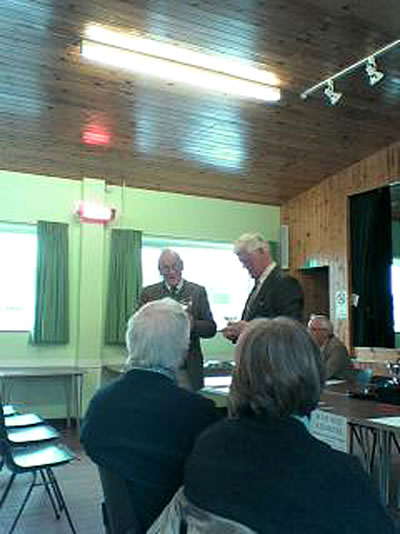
[0,400,77,534]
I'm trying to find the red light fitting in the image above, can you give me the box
[82,126,110,146]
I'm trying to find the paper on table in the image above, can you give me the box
[368,417,400,427]
[326,379,346,386]
[204,376,232,387]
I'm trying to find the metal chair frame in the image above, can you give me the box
[0,399,77,534]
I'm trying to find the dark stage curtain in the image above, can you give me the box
[350,187,394,347]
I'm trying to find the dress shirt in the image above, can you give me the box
[254,261,276,298]
[165,280,184,298]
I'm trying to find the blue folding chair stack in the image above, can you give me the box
[0,399,77,534]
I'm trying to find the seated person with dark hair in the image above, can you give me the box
[81,298,217,532]
[181,318,395,534]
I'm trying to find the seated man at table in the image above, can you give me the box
[81,298,217,532]
[308,314,353,380]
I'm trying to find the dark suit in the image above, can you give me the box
[81,369,217,532]
[323,334,353,379]
[242,265,304,322]
[139,280,216,390]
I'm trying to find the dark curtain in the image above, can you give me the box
[350,187,394,347]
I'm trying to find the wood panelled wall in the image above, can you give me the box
[281,141,400,351]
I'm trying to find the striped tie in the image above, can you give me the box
[243,280,259,320]
[170,286,178,300]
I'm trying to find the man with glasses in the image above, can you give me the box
[308,314,353,379]
[139,249,216,390]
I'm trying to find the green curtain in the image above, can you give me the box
[105,229,143,344]
[32,221,69,344]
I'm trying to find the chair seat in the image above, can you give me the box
[3,405,18,417]
[7,424,60,445]
[5,413,44,428]
[9,443,75,471]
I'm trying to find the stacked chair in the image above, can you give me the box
[0,398,77,534]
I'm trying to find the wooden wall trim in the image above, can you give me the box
[281,141,400,348]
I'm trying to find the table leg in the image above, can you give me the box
[65,376,72,428]
[75,373,83,436]
[376,429,390,506]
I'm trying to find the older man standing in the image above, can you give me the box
[139,249,216,390]
[81,299,217,532]
[308,314,353,379]
[223,233,304,342]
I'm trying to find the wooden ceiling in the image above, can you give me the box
[0,0,399,205]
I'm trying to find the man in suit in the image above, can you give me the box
[223,233,304,342]
[139,249,216,390]
[308,314,353,379]
[81,298,217,532]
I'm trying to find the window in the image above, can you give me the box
[0,223,37,331]
[142,236,253,330]
[392,260,400,333]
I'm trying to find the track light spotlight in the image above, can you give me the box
[365,56,384,86]
[324,80,342,105]
[300,38,398,104]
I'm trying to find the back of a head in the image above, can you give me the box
[125,298,190,372]
[229,317,325,418]
[234,233,270,255]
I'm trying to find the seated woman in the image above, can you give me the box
[182,317,396,533]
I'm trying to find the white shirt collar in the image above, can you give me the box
[165,279,184,293]
[256,261,276,288]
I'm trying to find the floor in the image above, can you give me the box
[2,421,400,533]
[0,424,104,534]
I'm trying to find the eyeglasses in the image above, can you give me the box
[160,263,182,273]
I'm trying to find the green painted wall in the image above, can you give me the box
[0,170,280,417]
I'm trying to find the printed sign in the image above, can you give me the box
[309,409,348,452]
[335,290,348,320]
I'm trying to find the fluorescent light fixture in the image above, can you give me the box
[81,24,281,102]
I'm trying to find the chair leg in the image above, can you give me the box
[39,468,61,519]
[8,472,38,534]
[46,467,77,534]
[0,473,16,509]
[46,467,64,509]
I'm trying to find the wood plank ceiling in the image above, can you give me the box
[0,0,399,205]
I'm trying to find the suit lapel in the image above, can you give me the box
[243,267,279,320]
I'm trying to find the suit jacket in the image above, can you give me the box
[242,265,304,322]
[139,280,217,390]
[322,334,353,379]
[184,415,396,533]
[81,369,217,532]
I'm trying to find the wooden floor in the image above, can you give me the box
[2,422,400,533]
[0,424,104,534]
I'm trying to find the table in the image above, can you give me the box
[0,366,86,434]
[317,386,400,506]
[202,378,400,507]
